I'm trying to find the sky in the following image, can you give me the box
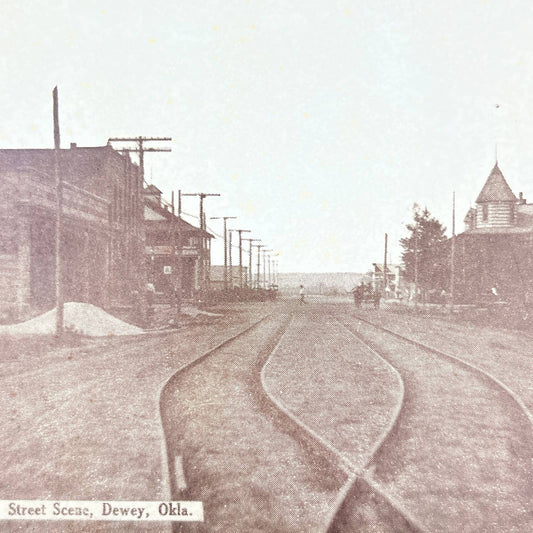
[2,0,533,272]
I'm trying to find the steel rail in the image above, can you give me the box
[158,311,275,507]
[350,312,533,427]
[323,315,425,533]
[326,310,533,532]
[260,312,424,532]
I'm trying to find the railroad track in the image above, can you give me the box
[348,311,533,425]
[161,305,409,532]
[159,308,351,532]
[159,311,275,498]
[324,311,533,532]
[262,311,423,532]
[159,304,533,531]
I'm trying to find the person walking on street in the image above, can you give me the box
[299,284,306,305]
[373,289,381,309]
[352,283,363,308]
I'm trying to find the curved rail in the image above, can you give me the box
[158,312,274,502]
[260,313,424,532]
[260,315,356,475]
[351,312,533,427]
[326,311,533,532]
[323,315,424,532]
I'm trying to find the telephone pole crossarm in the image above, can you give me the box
[106,136,172,185]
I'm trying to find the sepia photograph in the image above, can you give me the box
[1,1,532,531]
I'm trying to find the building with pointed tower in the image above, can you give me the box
[452,162,533,303]
[464,163,520,231]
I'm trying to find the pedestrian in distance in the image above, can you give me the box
[373,289,381,309]
[352,283,363,308]
[299,284,306,305]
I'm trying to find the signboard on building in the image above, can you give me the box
[146,246,199,256]
[181,247,199,257]
[146,246,174,255]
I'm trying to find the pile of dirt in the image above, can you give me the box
[0,302,145,337]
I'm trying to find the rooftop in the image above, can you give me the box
[476,163,517,203]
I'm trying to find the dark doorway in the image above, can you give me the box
[30,217,55,310]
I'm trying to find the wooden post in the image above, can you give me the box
[172,191,182,323]
[450,191,456,306]
[53,87,64,336]
[383,233,388,293]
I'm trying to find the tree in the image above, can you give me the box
[400,204,449,290]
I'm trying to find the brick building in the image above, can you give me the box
[143,185,213,300]
[0,144,145,320]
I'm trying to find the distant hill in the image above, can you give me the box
[277,272,364,294]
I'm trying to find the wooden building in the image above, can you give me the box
[0,144,144,320]
[455,163,533,302]
[143,185,212,301]
[370,263,404,297]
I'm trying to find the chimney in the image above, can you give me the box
[70,142,77,149]
[518,192,526,204]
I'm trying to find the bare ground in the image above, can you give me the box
[0,301,275,532]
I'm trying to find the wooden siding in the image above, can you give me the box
[475,202,515,228]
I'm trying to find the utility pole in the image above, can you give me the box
[107,136,172,321]
[53,87,63,336]
[183,193,220,293]
[228,230,233,288]
[233,229,251,288]
[107,136,172,184]
[262,249,273,289]
[244,238,261,288]
[450,191,456,307]
[254,244,265,289]
[268,253,279,287]
[210,215,235,291]
[172,190,183,323]
[414,225,419,307]
[383,233,388,293]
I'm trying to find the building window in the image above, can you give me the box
[482,204,488,222]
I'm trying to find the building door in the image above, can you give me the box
[182,258,195,298]
[30,217,55,310]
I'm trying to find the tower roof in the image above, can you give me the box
[476,163,517,203]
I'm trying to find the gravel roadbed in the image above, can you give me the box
[0,301,275,532]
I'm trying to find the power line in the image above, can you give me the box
[107,136,172,184]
